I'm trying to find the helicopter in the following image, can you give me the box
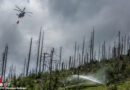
[14,5,32,24]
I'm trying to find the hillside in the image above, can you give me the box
[10,50,130,90]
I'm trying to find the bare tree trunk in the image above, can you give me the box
[2,45,8,82]
[104,41,106,59]
[98,43,100,61]
[84,48,88,64]
[92,28,95,62]
[26,38,32,76]
[36,29,42,74]
[90,29,95,62]
[42,53,46,72]
[74,42,77,67]
[102,41,106,60]
[127,36,130,51]
[112,41,117,58]
[23,58,26,76]
[121,36,123,55]
[69,56,71,69]
[124,35,126,54]
[82,38,85,64]
[39,31,44,72]
[77,45,80,66]
[59,47,62,70]
[90,32,92,62]
[49,48,54,90]
[118,31,121,58]
[108,45,111,59]
[118,31,121,72]
[1,52,5,81]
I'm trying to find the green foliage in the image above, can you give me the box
[108,85,117,90]
[10,54,130,90]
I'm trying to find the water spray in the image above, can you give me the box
[72,75,103,84]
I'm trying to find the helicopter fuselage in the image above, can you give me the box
[18,12,25,18]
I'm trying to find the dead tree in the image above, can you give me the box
[112,41,117,58]
[26,38,32,76]
[92,29,95,62]
[1,50,5,81]
[108,45,111,59]
[2,45,8,82]
[42,53,46,72]
[39,31,44,72]
[90,32,92,62]
[77,45,80,66]
[90,29,95,62]
[117,31,121,72]
[81,38,85,64]
[120,36,123,55]
[62,62,64,70]
[49,48,54,90]
[98,43,101,61]
[8,65,13,80]
[124,35,126,54]
[36,29,42,74]
[118,31,121,58]
[78,53,81,84]
[69,56,71,69]
[59,47,62,70]
[23,58,26,76]
[127,36,130,51]
[73,42,77,66]
[84,48,88,64]
[102,41,106,60]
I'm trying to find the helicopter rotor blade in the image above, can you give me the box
[25,12,33,14]
[26,13,32,17]
[14,9,21,12]
[15,5,22,11]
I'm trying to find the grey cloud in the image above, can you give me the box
[0,0,130,74]
[46,0,130,44]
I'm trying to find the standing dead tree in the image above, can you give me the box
[69,56,72,69]
[118,31,121,58]
[124,35,126,54]
[42,53,47,72]
[36,29,42,74]
[102,41,106,60]
[49,48,54,90]
[90,29,95,62]
[127,36,130,50]
[8,65,14,80]
[83,48,88,64]
[23,58,26,76]
[108,45,111,59]
[39,30,44,72]
[73,42,77,67]
[98,43,101,61]
[1,45,8,82]
[26,38,32,76]
[112,41,117,58]
[81,38,85,65]
[59,47,62,70]
[117,31,121,72]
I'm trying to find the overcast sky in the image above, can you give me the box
[0,0,130,74]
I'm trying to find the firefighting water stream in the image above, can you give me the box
[72,75,103,84]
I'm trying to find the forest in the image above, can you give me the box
[0,30,130,90]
